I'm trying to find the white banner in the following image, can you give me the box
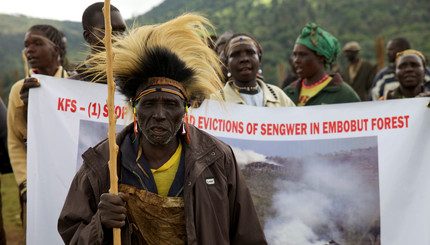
[27,75,430,244]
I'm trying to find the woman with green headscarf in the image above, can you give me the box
[283,23,360,106]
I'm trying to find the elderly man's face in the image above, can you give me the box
[135,86,185,145]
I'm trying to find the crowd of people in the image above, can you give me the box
[0,1,429,244]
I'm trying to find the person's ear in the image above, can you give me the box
[318,55,326,65]
[53,45,59,59]
[394,66,399,81]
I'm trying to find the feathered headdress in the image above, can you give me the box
[84,13,224,108]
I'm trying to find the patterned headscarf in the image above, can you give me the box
[295,23,340,67]
[395,49,427,67]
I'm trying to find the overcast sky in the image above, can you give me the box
[0,0,164,22]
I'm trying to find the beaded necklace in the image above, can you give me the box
[302,74,330,89]
[232,82,260,95]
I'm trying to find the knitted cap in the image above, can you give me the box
[343,41,361,51]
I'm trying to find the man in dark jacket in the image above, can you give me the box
[58,14,266,245]
[341,41,376,101]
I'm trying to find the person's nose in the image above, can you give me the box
[25,44,36,54]
[293,55,300,65]
[152,103,166,120]
[239,52,249,63]
[405,64,415,72]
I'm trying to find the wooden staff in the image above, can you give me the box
[22,49,29,78]
[375,36,386,73]
[103,1,120,244]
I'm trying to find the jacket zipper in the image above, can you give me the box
[121,164,148,191]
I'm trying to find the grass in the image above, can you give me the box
[1,173,24,245]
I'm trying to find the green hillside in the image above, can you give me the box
[135,0,430,85]
[1,0,429,100]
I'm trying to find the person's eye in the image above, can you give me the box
[165,101,179,107]
[140,101,154,107]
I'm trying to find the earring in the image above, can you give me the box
[227,72,231,77]
[182,122,187,135]
[258,68,262,74]
[184,105,191,144]
[133,104,138,142]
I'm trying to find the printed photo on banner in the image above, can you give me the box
[219,136,379,244]
[76,120,125,171]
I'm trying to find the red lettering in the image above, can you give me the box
[213,118,219,131]
[197,116,204,129]
[371,115,409,130]
[350,120,356,132]
[238,122,244,134]
[58,97,65,111]
[65,99,71,111]
[114,106,124,119]
[103,104,108,117]
[285,124,294,135]
[189,115,195,125]
[392,116,398,129]
[204,117,210,129]
[299,123,307,135]
[260,123,267,135]
[71,100,77,112]
[404,115,409,128]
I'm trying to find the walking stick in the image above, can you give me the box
[22,49,29,78]
[103,1,120,244]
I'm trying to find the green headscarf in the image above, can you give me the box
[295,22,340,68]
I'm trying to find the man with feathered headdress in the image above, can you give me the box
[58,14,267,245]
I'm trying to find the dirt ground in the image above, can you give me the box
[4,227,24,245]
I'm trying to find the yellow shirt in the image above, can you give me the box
[298,76,332,106]
[151,141,182,196]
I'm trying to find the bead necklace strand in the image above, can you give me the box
[302,74,330,89]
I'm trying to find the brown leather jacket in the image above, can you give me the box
[58,123,267,245]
